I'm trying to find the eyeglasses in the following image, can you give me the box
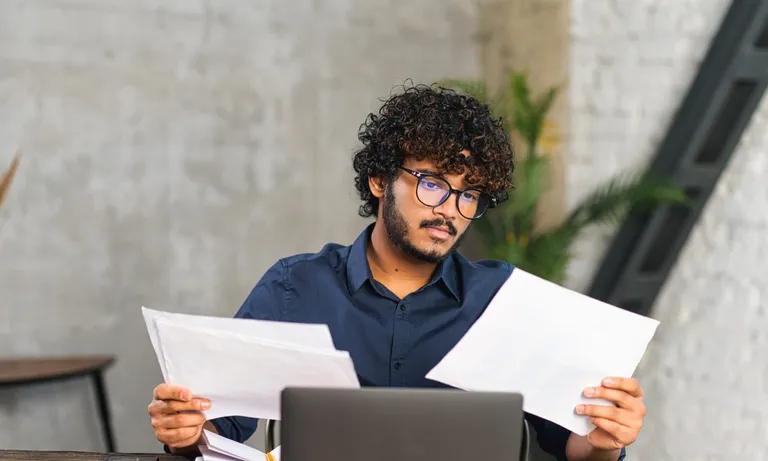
[398,167,495,220]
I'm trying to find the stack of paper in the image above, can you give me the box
[142,306,360,421]
[196,429,281,461]
[426,269,659,436]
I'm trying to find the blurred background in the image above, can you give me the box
[0,0,766,460]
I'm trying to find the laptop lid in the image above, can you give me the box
[281,387,524,461]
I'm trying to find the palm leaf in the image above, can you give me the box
[510,74,559,155]
[565,173,687,230]
[519,226,578,282]
[509,74,536,152]
[535,87,557,119]
[0,153,20,209]
[473,154,549,253]
[506,154,548,216]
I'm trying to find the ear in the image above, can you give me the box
[368,176,386,199]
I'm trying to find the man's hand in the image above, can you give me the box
[148,384,211,449]
[575,377,646,451]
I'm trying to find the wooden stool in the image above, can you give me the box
[0,356,116,452]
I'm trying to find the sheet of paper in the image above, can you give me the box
[142,306,336,379]
[426,268,659,436]
[200,445,239,461]
[156,318,360,420]
[201,429,281,461]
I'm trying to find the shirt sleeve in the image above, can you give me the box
[526,414,627,461]
[209,260,288,443]
[526,413,570,460]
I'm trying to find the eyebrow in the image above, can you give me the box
[414,168,480,191]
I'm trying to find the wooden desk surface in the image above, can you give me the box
[0,451,186,460]
[0,356,114,386]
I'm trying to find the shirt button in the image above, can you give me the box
[393,361,402,370]
[399,304,406,312]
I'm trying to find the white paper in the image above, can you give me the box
[200,429,281,461]
[426,269,659,436]
[156,318,360,420]
[142,306,336,380]
[200,445,237,461]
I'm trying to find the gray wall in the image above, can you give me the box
[568,0,768,459]
[0,0,487,451]
[5,1,764,458]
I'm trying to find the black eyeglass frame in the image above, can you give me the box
[397,166,497,220]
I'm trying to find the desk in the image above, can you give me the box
[0,356,116,451]
[0,451,185,460]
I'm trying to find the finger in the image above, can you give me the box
[153,383,193,401]
[157,426,201,445]
[576,404,638,426]
[590,417,637,446]
[583,386,641,411]
[149,398,211,415]
[154,412,206,430]
[601,377,643,398]
[168,431,204,449]
[148,399,185,416]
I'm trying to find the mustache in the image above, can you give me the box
[420,218,457,236]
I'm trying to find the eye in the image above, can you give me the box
[423,179,442,190]
[460,191,480,202]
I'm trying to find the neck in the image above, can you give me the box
[367,221,437,286]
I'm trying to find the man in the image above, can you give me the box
[148,84,645,460]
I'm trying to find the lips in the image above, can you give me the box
[425,226,453,240]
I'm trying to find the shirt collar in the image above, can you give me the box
[346,223,462,302]
[346,224,375,293]
[432,252,461,302]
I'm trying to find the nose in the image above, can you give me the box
[431,191,461,221]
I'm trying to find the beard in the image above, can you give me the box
[382,184,466,263]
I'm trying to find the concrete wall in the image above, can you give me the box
[566,0,732,291]
[635,75,768,461]
[568,0,768,459]
[0,0,487,451]
[4,0,765,457]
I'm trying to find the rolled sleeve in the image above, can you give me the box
[526,413,570,460]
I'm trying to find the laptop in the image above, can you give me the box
[281,387,525,461]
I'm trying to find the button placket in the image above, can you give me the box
[391,300,409,379]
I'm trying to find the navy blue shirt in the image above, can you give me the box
[211,225,625,460]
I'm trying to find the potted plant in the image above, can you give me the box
[442,74,686,283]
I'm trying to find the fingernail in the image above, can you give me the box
[583,387,595,397]
[603,378,616,386]
[575,405,585,414]
[201,401,211,410]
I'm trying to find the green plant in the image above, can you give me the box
[442,74,687,283]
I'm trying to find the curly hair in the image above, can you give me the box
[352,83,514,217]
